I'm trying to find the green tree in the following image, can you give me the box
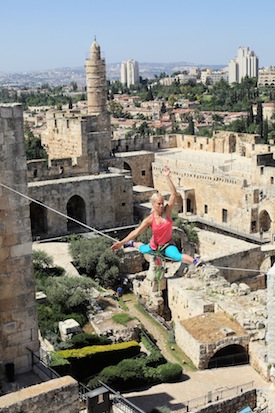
[256,101,263,125]
[146,87,154,101]
[33,249,53,269]
[69,237,121,289]
[70,81,78,92]
[184,116,195,135]
[68,97,73,109]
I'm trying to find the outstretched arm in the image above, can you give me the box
[163,166,177,217]
[111,215,151,250]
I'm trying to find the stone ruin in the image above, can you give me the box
[88,292,140,343]
[131,256,270,379]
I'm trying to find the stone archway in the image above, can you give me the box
[207,344,249,369]
[259,210,271,231]
[30,202,48,239]
[67,195,86,233]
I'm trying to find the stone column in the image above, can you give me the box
[267,263,275,383]
[0,104,39,379]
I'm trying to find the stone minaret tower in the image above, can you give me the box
[0,104,39,379]
[86,38,108,116]
[85,39,111,167]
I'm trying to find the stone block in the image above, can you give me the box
[0,246,10,261]
[7,329,32,347]
[0,106,13,119]
[10,241,32,258]
[2,344,19,360]
[59,319,82,341]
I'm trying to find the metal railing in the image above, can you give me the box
[182,381,255,412]
[27,347,60,381]
[27,347,145,413]
[99,381,145,413]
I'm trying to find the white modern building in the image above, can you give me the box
[201,69,229,85]
[121,59,139,87]
[228,47,259,84]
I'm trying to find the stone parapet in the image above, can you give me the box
[0,376,79,413]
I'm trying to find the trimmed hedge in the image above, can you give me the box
[54,340,140,380]
[88,352,182,391]
[57,333,112,350]
[49,352,71,376]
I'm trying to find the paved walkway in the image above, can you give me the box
[124,366,270,412]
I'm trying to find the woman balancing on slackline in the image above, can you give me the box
[111,165,203,269]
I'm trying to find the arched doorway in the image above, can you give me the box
[67,196,86,233]
[259,210,271,231]
[208,344,249,369]
[186,195,196,214]
[123,162,131,173]
[30,202,47,239]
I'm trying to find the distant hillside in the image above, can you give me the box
[0,62,225,88]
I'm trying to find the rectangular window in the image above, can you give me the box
[142,170,145,176]
[222,209,228,223]
[204,205,208,214]
[260,167,264,175]
[271,177,274,184]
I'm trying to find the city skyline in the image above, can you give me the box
[1,0,275,73]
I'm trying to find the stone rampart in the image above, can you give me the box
[0,376,79,413]
[0,104,39,379]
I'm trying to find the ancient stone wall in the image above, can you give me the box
[0,376,79,413]
[112,133,178,153]
[193,389,256,413]
[174,320,249,369]
[209,247,265,285]
[28,173,134,239]
[113,151,155,187]
[41,110,87,160]
[152,159,254,233]
[0,104,39,379]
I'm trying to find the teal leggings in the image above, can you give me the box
[139,243,183,262]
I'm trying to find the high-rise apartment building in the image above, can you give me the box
[228,46,259,84]
[121,59,139,87]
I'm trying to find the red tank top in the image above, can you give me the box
[150,212,173,250]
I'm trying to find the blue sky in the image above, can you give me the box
[1,0,275,72]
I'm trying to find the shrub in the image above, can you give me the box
[67,333,111,349]
[155,362,182,382]
[88,353,182,391]
[49,352,71,376]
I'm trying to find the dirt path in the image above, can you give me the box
[124,296,184,365]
